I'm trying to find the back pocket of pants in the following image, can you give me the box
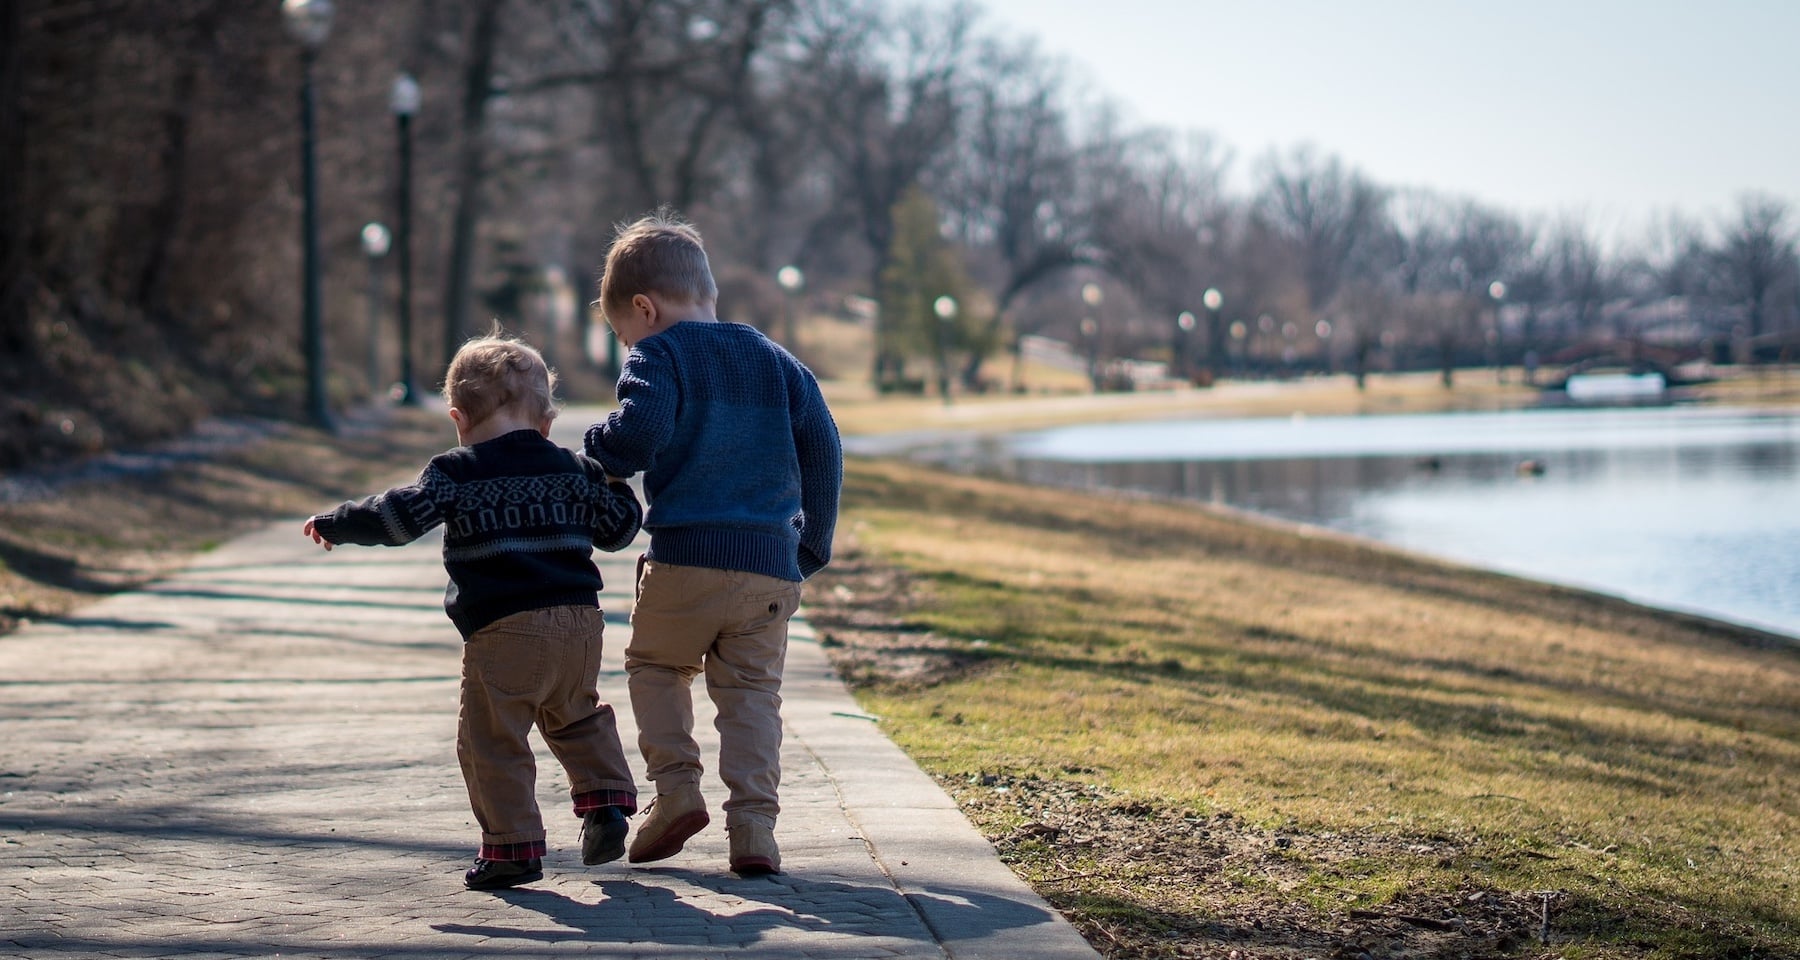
[466,628,547,697]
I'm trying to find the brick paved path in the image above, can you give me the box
[0,431,1098,959]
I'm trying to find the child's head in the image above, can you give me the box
[442,330,559,434]
[595,211,718,339]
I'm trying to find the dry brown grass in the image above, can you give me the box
[823,369,1550,437]
[809,457,1800,958]
[0,406,454,633]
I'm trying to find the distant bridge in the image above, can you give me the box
[1536,339,1705,389]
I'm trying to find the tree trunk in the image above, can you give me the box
[135,57,201,317]
[442,0,503,373]
[0,0,25,351]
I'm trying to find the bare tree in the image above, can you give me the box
[1089,129,1233,376]
[1714,193,1797,349]
[940,35,1098,388]
[1256,145,1388,384]
[790,0,971,387]
[523,0,795,214]
[1630,211,1709,300]
[440,0,506,371]
[1545,214,1612,341]
[0,0,24,353]
[1440,200,1525,385]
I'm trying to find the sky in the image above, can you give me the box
[955,0,1800,241]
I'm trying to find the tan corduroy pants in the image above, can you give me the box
[625,559,803,829]
[457,605,638,847]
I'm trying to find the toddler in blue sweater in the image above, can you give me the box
[304,333,644,891]
[584,212,842,875]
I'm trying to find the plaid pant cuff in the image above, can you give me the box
[572,789,638,817]
[477,839,547,861]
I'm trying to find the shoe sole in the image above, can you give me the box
[729,856,779,876]
[627,811,710,864]
[582,818,630,866]
[465,867,543,891]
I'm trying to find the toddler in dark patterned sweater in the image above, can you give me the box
[304,332,643,891]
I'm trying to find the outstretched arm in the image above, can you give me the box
[305,464,450,549]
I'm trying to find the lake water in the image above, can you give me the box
[851,406,1800,640]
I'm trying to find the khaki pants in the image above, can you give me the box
[457,605,637,847]
[626,559,803,829]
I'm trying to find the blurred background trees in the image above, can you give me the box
[6,0,1799,468]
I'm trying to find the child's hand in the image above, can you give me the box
[302,518,334,551]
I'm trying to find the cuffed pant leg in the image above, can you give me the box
[458,619,548,847]
[536,606,639,803]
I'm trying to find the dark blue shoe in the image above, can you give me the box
[464,857,542,890]
[581,806,630,866]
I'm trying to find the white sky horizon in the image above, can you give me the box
[952,0,1800,248]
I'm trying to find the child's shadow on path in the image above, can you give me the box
[431,866,1052,949]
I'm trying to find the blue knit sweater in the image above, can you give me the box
[583,321,842,581]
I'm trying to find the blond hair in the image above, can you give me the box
[596,210,718,323]
[441,329,559,428]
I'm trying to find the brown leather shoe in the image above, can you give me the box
[728,822,780,875]
[626,784,709,864]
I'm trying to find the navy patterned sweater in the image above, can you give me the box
[308,429,643,639]
[583,321,841,581]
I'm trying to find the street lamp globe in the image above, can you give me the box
[1488,280,1507,301]
[1315,320,1332,339]
[1177,311,1196,332]
[777,265,804,294]
[361,222,391,259]
[1202,287,1223,311]
[281,0,334,49]
[391,72,421,117]
[933,295,958,321]
[1081,283,1103,307]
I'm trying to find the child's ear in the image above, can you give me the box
[632,293,657,326]
[448,407,470,433]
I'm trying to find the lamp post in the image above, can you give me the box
[282,0,334,429]
[360,221,390,394]
[1202,287,1224,382]
[1175,311,1196,383]
[1487,280,1507,383]
[390,71,420,404]
[777,265,804,352]
[1081,282,1103,390]
[932,295,957,404]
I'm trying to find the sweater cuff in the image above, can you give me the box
[582,425,627,475]
[309,513,341,544]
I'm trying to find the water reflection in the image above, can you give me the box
[873,407,1800,640]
